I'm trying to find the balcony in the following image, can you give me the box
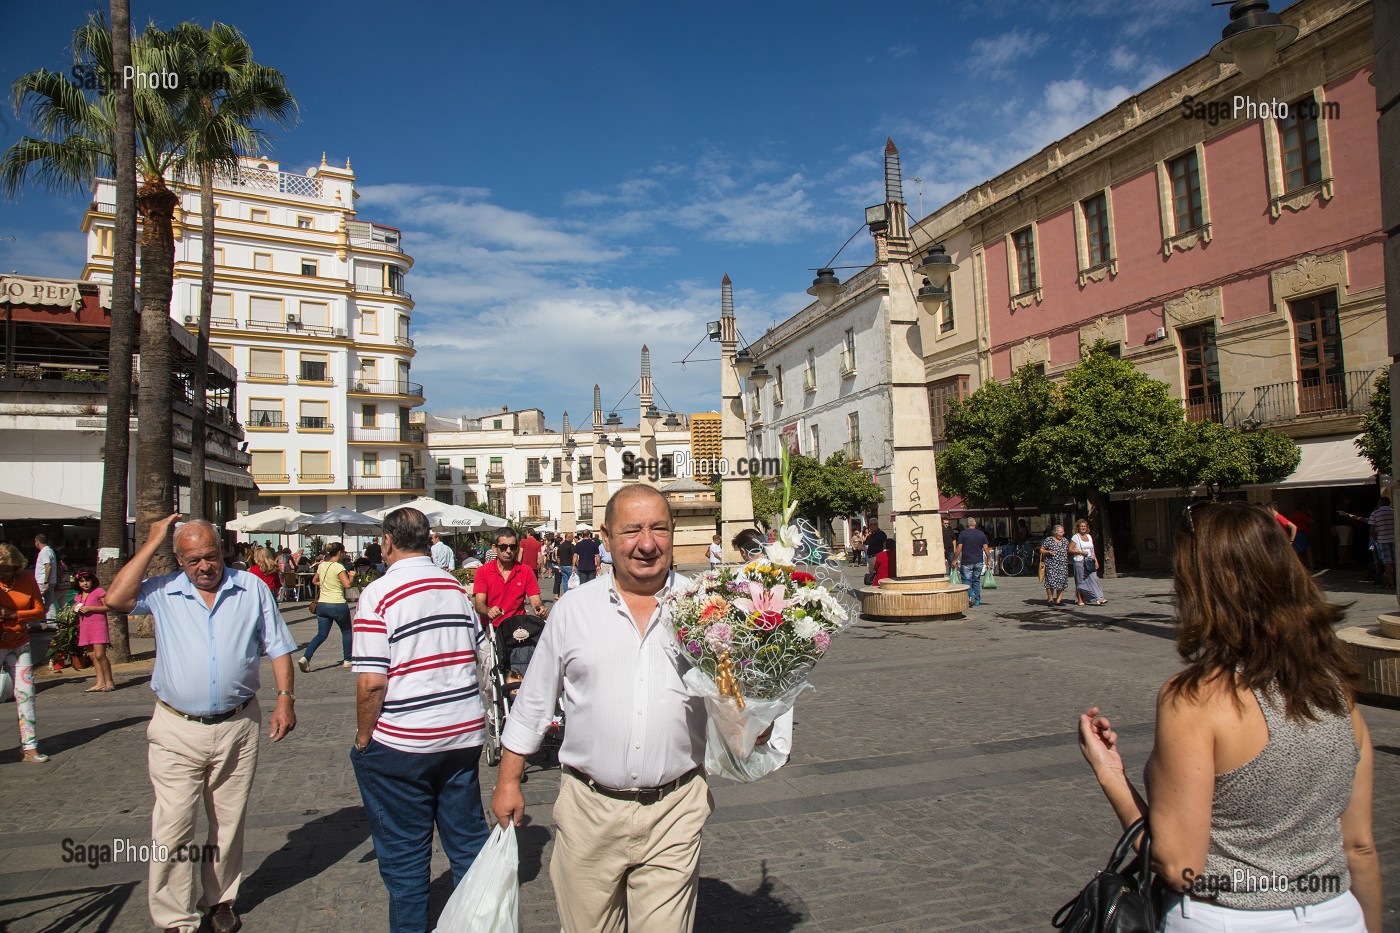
[298,473,335,484]
[394,335,415,348]
[462,471,479,482]
[348,426,425,444]
[245,370,288,384]
[1248,371,1376,426]
[296,370,333,386]
[350,471,426,491]
[803,371,816,393]
[354,281,413,302]
[843,441,862,462]
[840,351,857,377]
[748,407,763,427]
[247,416,288,431]
[1183,392,1246,426]
[347,379,425,399]
[244,317,335,337]
[297,417,333,432]
[346,221,403,254]
[253,473,290,485]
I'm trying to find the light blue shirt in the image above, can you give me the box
[135,567,298,716]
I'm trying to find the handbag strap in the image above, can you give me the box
[1106,817,1155,896]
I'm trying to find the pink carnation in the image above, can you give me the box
[704,623,734,651]
[813,631,831,652]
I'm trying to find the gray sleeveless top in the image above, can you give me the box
[1199,685,1357,909]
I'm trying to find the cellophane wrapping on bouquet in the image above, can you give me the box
[666,559,853,782]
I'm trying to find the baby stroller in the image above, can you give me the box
[478,613,561,767]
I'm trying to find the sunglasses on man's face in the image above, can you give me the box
[498,543,517,551]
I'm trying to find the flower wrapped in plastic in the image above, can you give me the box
[666,557,852,781]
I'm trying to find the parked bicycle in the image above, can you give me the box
[999,541,1042,576]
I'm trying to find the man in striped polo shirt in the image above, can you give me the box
[350,507,490,933]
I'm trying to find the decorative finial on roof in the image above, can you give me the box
[345,157,352,171]
[321,151,327,165]
[885,137,898,154]
[721,274,734,319]
[722,273,731,285]
[884,138,904,204]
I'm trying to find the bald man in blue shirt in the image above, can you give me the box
[107,514,298,933]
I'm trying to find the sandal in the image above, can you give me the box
[85,685,105,692]
[22,751,50,764]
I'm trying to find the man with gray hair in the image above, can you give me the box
[106,514,298,933]
[429,532,454,571]
[953,516,992,608]
[352,507,491,933]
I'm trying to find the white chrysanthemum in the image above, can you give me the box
[793,616,821,641]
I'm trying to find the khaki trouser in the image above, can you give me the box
[147,698,260,933]
[551,771,713,933]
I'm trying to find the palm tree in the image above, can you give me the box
[102,0,137,661]
[171,22,296,520]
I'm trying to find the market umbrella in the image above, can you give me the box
[532,521,557,534]
[574,522,593,532]
[368,497,506,533]
[298,507,382,538]
[0,490,97,521]
[226,506,312,535]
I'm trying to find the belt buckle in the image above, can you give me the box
[635,786,663,805]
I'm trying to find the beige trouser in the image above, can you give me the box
[147,698,260,933]
[551,771,713,933]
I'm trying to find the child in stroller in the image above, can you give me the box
[481,613,560,765]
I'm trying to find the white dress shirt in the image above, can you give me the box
[430,540,454,571]
[501,571,705,789]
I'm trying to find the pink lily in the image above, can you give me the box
[732,581,790,631]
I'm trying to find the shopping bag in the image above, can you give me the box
[433,822,519,933]
[981,566,997,589]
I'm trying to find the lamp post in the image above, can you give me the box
[639,346,659,487]
[557,411,577,534]
[713,274,756,546]
[591,384,608,529]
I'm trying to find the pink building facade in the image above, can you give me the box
[918,0,1383,569]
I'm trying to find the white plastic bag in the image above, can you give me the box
[433,822,520,933]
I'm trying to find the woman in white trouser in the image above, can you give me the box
[1075,502,1381,933]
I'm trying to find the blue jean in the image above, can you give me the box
[575,569,597,586]
[351,741,490,933]
[559,567,574,594]
[960,562,985,605]
[305,602,352,662]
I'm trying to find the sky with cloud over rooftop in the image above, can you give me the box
[5,0,1226,428]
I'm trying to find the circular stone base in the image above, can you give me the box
[857,578,969,622]
[1337,623,1400,699]
[1378,614,1400,641]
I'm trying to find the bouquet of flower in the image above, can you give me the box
[666,449,853,781]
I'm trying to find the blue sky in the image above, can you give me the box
[3,0,1226,428]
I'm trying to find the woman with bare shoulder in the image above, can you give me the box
[1076,501,1381,931]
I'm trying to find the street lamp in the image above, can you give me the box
[1208,0,1298,81]
[748,362,771,389]
[605,411,622,430]
[733,347,754,380]
[807,268,842,308]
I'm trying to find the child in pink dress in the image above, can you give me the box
[73,572,115,692]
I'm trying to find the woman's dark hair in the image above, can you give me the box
[732,528,766,557]
[74,571,98,587]
[1168,501,1355,720]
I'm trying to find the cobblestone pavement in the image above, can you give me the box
[1,567,1397,932]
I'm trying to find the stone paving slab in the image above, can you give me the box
[0,569,1397,932]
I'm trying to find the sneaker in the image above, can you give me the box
[342,661,353,669]
[297,657,310,674]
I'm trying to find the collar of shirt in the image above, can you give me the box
[389,555,436,574]
[605,571,679,637]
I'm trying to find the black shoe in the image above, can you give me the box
[210,902,241,933]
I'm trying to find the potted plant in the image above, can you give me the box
[46,603,90,672]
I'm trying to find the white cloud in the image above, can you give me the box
[0,229,86,278]
[966,28,1048,77]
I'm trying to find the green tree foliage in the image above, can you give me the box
[1357,369,1390,475]
[937,366,1056,508]
[749,475,783,529]
[787,452,885,534]
[1170,421,1299,490]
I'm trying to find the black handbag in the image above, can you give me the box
[1052,818,1157,932]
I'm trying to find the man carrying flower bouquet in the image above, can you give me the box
[491,484,715,933]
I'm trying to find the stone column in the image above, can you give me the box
[719,274,755,546]
[639,346,658,486]
[560,411,576,534]
[591,384,607,529]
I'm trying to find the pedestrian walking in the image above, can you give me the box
[473,528,548,675]
[72,571,115,691]
[32,534,58,623]
[1069,520,1106,606]
[429,533,455,571]
[520,531,543,580]
[351,507,491,933]
[555,532,575,596]
[299,542,353,672]
[1367,498,1394,587]
[104,515,298,933]
[493,485,775,933]
[1039,524,1070,606]
[954,517,991,607]
[864,519,887,571]
[0,544,50,763]
[572,529,601,586]
[1076,501,1381,931]
[707,534,723,569]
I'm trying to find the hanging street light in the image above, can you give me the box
[1208,0,1298,81]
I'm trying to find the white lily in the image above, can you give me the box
[765,523,800,566]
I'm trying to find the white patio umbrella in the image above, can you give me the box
[369,497,506,533]
[574,522,593,532]
[226,506,312,535]
[298,507,382,538]
[532,521,557,534]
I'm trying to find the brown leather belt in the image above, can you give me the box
[157,698,251,725]
[562,765,701,804]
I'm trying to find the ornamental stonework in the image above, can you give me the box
[1163,286,1222,330]
[1270,251,1347,301]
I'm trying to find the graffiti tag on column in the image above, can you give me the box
[906,465,926,542]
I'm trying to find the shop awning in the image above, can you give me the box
[0,490,98,521]
[172,454,257,490]
[1250,434,1374,491]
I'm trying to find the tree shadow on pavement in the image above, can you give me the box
[696,863,805,932]
[0,880,138,933]
[238,806,369,913]
[40,716,149,757]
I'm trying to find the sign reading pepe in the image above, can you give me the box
[0,276,86,312]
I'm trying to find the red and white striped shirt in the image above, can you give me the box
[353,556,486,753]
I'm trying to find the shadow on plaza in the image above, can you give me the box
[0,881,138,933]
[1009,603,1178,641]
[36,715,149,758]
[696,863,805,932]
[238,806,369,914]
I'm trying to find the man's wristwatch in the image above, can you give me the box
[277,690,296,701]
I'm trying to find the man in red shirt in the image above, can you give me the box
[473,528,548,673]
[519,532,543,582]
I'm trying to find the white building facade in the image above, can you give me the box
[81,155,426,517]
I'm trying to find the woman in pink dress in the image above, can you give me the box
[72,572,114,692]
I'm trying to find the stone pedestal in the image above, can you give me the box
[1338,613,1400,699]
[857,577,969,622]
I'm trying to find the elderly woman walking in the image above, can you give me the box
[1039,524,1071,606]
[1070,519,1107,606]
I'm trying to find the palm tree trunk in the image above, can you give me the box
[189,165,214,520]
[100,0,136,662]
[134,179,179,579]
